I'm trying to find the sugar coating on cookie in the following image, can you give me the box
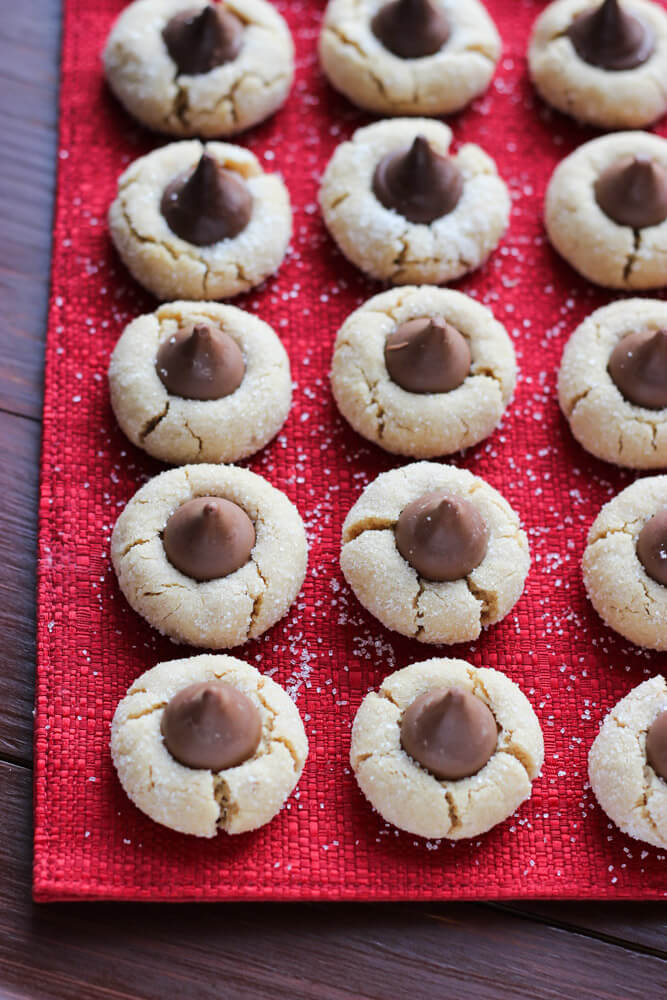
[350,658,544,840]
[529,0,667,129]
[111,654,308,837]
[340,462,529,644]
[109,301,292,465]
[544,131,667,289]
[330,286,516,457]
[103,0,294,137]
[588,675,667,848]
[558,299,667,468]
[109,140,292,300]
[319,0,500,116]
[319,118,510,286]
[111,464,308,648]
[582,476,667,649]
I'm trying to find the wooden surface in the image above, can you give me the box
[0,2,664,997]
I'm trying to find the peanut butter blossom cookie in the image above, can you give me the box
[318,0,500,117]
[319,118,510,286]
[111,464,308,648]
[583,476,667,649]
[330,286,516,457]
[529,0,667,129]
[340,462,529,644]
[350,659,544,839]
[558,299,667,468]
[111,654,308,837]
[109,140,291,300]
[109,301,291,465]
[544,131,667,289]
[588,675,667,848]
[103,0,294,137]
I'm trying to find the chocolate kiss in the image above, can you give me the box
[636,508,667,587]
[400,686,497,780]
[161,680,262,771]
[161,153,253,246]
[394,489,489,582]
[371,0,451,60]
[163,4,244,76]
[163,496,255,581]
[384,316,471,394]
[373,135,464,225]
[156,323,245,400]
[594,156,667,229]
[567,0,654,71]
[608,329,667,410]
[646,709,667,781]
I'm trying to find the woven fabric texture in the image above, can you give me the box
[34,0,667,901]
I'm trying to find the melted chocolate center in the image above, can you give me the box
[163,496,255,581]
[594,155,667,229]
[373,135,463,225]
[608,329,667,410]
[161,680,262,771]
[384,317,471,394]
[156,323,245,400]
[371,0,451,60]
[636,508,667,587]
[400,686,497,780]
[567,0,654,71]
[394,489,489,582]
[161,153,252,246]
[163,4,244,76]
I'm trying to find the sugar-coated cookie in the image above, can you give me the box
[103,0,294,137]
[582,476,667,649]
[109,140,291,300]
[111,654,308,837]
[350,658,544,840]
[111,464,308,648]
[544,131,667,289]
[319,118,510,286]
[588,676,667,849]
[340,462,529,644]
[529,0,667,129]
[319,0,500,117]
[330,286,516,458]
[109,301,292,465]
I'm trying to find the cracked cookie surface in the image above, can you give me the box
[109,301,292,465]
[111,464,308,648]
[350,658,544,839]
[330,286,516,457]
[340,462,530,644]
[319,0,500,116]
[558,299,667,468]
[588,675,667,848]
[318,118,510,286]
[111,654,308,837]
[582,476,667,650]
[544,131,667,289]
[103,0,294,137]
[528,0,667,129]
[108,140,292,300]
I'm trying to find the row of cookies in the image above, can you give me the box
[103,0,667,133]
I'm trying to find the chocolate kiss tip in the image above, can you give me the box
[568,0,654,71]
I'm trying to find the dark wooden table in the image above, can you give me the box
[0,3,664,997]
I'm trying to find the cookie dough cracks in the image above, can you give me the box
[103,0,294,137]
[111,654,308,836]
[331,286,516,457]
[351,658,544,840]
[340,462,530,644]
[111,464,308,648]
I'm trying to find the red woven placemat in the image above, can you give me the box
[34,0,667,901]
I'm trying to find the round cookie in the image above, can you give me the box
[103,0,294,137]
[108,140,292,300]
[340,462,530,644]
[544,131,667,289]
[318,118,510,286]
[109,301,292,465]
[528,0,667,129]
[558,299,667,468]
[350,658,544,840]
[318,0,501,117]
[330,286,516,458]
[111,654,308,837]
[582,476,667,649]
[110,464,308,648]
[588,675,667,849]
